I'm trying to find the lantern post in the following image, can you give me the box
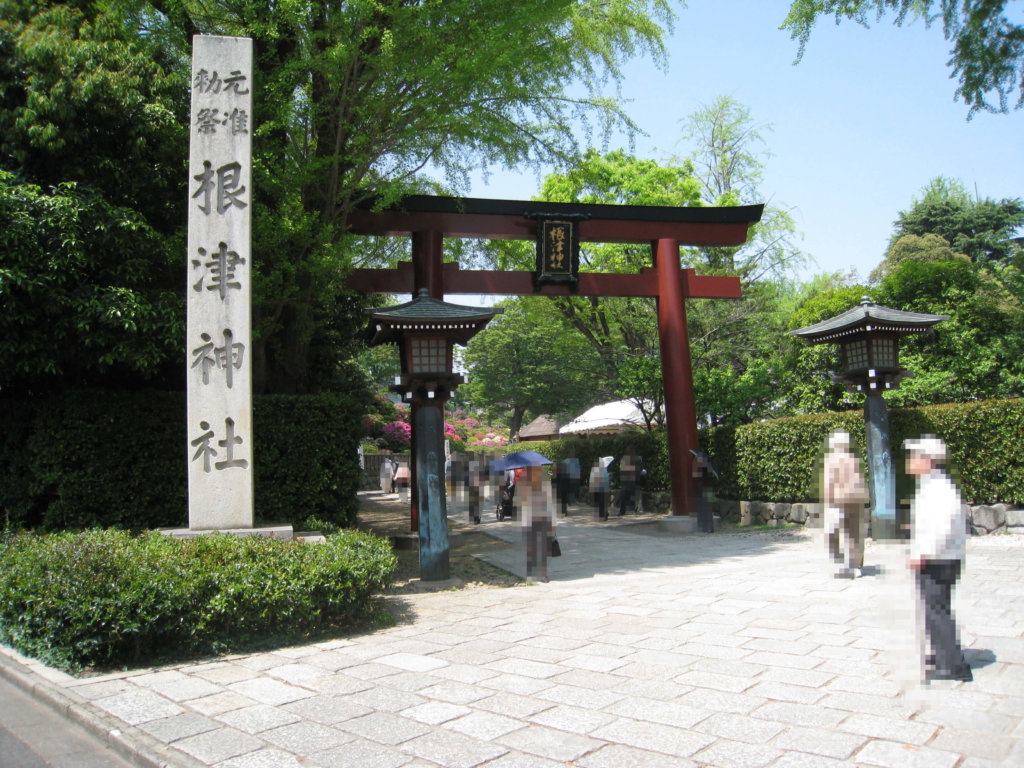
[367,290,501,580]
[791,297,948,539]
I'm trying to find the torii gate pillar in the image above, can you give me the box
[656,238,699,518]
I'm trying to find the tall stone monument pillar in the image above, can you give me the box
[187,36,254,530]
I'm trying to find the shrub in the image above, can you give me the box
[0,390,364,531]
[0,528,396,672]
[704,398,1024,505]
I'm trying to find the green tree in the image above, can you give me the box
[460,299,603,437]
[0,2,187,394]
[1,0,673,394]
[782,0,1024,114]
[151,0,673,393]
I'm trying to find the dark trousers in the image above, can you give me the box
[618,482,636,515]
[593,490,609,519]
[555,476,570,516]
[917,559,965,673]
[525,518,551,579]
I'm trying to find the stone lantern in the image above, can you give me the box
[367,289,501,580]
[790,297,948,539]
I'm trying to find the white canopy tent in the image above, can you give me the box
[559,400,649,437]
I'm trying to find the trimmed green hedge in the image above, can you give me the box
[1,390,364,531]
[0,528,396,672]
[704,398,1024,506]
[521,398,1023,507]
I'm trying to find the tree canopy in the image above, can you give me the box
[782,0,1024,115]
[1,0,674,395]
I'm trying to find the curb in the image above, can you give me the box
[0,647,204,768]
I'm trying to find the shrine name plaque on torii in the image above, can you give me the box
[346,195,763,527]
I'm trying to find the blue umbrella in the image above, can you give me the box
[491,450,552,471]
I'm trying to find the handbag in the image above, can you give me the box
[550,537,561,557]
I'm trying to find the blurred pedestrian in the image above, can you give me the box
[590,458,610,521]
[618,448,639,516]
[822,430,869,578]
[906,435,972,683]
[379,456,395,494]
[521,465,555,582]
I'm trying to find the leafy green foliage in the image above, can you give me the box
[0,173,183,393]
[461,299,605,437]
[703,398,1024,505]
[782,0,1024,114]
[1,390,365,531]
[0,528,396,672]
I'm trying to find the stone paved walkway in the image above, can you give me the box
[2,495,1022,768]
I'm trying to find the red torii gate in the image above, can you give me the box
[346,195,763,526]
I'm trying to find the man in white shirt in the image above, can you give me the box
[906,435,972,683]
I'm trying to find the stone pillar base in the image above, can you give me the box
[658,515,698,534]
[161,525,294,540]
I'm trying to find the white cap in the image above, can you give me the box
[904,434,947,462]
[828,430,851,450]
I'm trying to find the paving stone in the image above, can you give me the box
[93,689,185,725]
[68,679,136,700]
[766,751,851,768]
[836,712,937,745]
[418,680,492,704]
[914,705,1017,735]
[260,721,351,754]
[444,710,526,740]
[602,697,711,729]
[745,681,826,705]
[188,691,260,716]
[311,738,413,768]
[402,700,472,725]
[610,678,693,701]
[215,747,308,768]
[188,663,261,685]
[751,701,847,728]
[852,738,960,768]
[227,679,313,706]
[927,727,1017,761]
[496,722,605,762]
[399,729,508,768]
[694,712,786,744]
[692,740,783,768]
[674,669,758,693]
[348,686,426,713]
[377,652,450,673]
[589,717,713,757]
[334,711,432,745]
[528,703,619,734]
[173,727,262,763]
[479,673,554,696]
[577,743,697,768]
[679,687,766,714]
[536,683,623,709]
[476,752,566,768]
[216,704,302,734]
[770,725,866,759]
[138,712,220,742]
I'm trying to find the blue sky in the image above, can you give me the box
[462,1,1023,285]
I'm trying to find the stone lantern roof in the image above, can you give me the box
[367,289,502,347]
[790,297,949,344]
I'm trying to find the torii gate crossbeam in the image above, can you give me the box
[346,195,763,528]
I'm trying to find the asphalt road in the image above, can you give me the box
[0,674,137,768]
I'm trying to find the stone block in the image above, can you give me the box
[740,500,753,526]
[788,503,808,524]
[659,515,698,534]
[772,502,791,521]
[970,505,1005,534]
[749,500,770,524]
[1005,507,1024,527]
[714,498,740,521]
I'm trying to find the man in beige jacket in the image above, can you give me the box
[822,430,870,578]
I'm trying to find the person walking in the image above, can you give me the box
[521,465,554,582]
[589,458,610,521]
[617,449,639,516]
[906,435,972,683]
[822,430,870,578]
